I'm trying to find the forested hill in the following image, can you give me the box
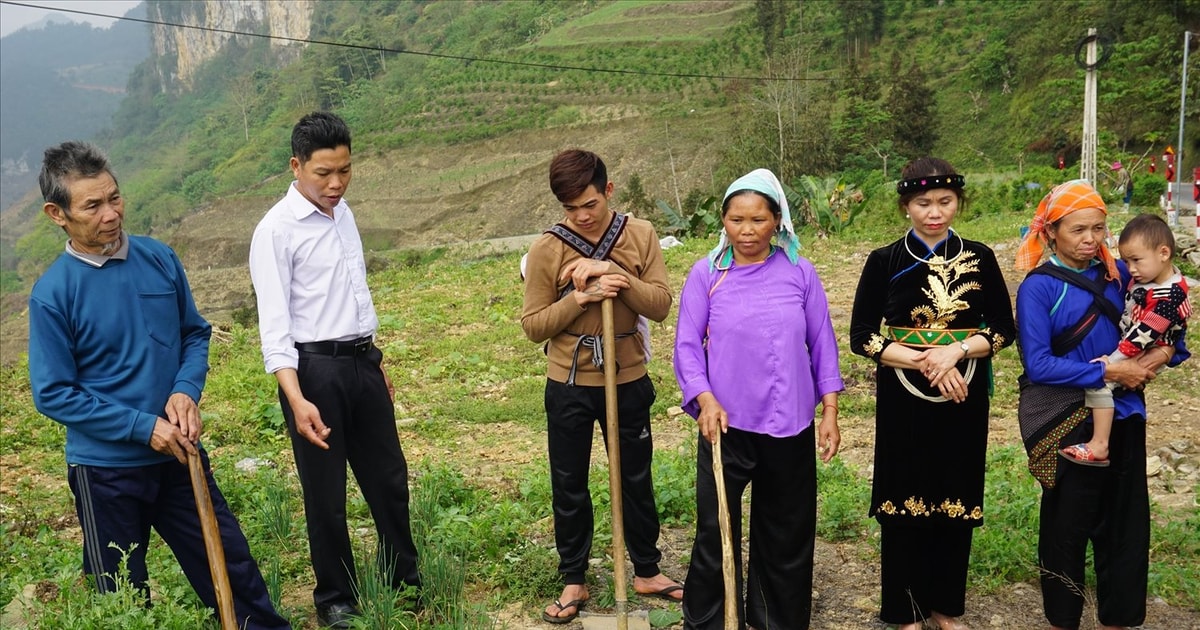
[1,0,1197,288]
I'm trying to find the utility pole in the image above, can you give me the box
[1080,28,1099,185]
[1174,31,1191,236]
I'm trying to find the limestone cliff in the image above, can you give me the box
[147,0,313,91]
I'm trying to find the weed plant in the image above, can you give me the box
[2,194,1196,625]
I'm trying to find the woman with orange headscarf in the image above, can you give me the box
[1014,179,1189,630]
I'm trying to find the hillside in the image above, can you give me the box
[1,0,1197,287]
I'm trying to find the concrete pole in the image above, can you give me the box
[1081,29,1098,185]
[1174,31,1191,235]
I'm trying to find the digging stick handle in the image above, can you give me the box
[188,451,237,630]
[713,431,737,629]
[601,298,629,629]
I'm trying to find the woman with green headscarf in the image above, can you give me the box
[674,168,843,629]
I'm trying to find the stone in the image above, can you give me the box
[0,584,35,630]
[667,406,686,419]
[580,610,650,630]
[234,457,273,474]
[1169,439,1192,453]
[1146,455,1163,477]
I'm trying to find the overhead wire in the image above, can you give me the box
[0,0,837,83]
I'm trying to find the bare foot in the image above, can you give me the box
[543,584,588,622]
[633,573,684,601]
[931,611,969,630]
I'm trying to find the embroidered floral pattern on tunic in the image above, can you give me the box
[874,496,983,520]
[864,333,886,357]
[909,251,981,329]
[983,329,1008,355]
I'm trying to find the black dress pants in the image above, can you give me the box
[1039,417,1149,629]
[683,425,816,630]
[282,345,420,609]
[544,375,662,584]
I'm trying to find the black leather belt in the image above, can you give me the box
[294,336,373,357]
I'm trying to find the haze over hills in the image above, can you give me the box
[0,3,150,210]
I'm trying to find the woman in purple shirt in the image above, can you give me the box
[674,168,844,630]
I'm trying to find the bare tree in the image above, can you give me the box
[229,73,257,142]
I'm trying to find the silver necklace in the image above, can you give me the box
[904,229,964,265]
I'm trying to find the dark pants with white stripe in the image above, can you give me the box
[67,449,290,630]
[282,345,420,610]
[1039,416,1149,629]
[683,425,816,630]
[545,375,663,584]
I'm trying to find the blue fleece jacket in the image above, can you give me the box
[29,235,211,466]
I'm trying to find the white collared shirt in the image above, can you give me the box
[249,182,378,373]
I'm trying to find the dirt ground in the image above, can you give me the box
[437,235,1200,630]
[384,235,1197,629]
[3,208,1197,629]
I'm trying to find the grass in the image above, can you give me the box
[1,200,1197,626]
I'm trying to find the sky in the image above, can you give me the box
[0,0,140,37]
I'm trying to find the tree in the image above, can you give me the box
[883,57,938,160]
[835,0,886,60]
[755,0,788,56]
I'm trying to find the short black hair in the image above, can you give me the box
[291,112,352,164]
[1119,213,1176,257]
[38,141,117,210]
[549,149,608,203]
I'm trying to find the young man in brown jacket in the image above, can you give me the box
[521,149,683,624]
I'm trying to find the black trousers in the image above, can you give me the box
[1039,417,1149,629]
[67,450,290,630]
[878,524,973,624]
[544,375,662,584]
[683,425,816,630]
[282,345,420,609]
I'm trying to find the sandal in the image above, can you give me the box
[1059,443,1110,467]
[637,583,684,602]
[541,598,587,624]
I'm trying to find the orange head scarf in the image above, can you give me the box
[1015,179,1118,280]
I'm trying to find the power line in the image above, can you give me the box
[1,0,837,83]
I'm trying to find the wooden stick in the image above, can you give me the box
[188,451,237,630]
[713,431,738,629]
[601,298,629,630]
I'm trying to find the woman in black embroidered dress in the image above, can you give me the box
[849,157,1015,630]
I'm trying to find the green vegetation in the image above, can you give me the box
[2,203,1197,626]
[4,0,1197,285]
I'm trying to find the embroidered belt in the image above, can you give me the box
[887,327,979,347]
[565,329,637,386]
[887,327,981,403]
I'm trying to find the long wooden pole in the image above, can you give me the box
[713,432,738,629]
[601,298,629,630]
[188,451,237,630]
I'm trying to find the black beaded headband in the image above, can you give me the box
[896,174,966,195]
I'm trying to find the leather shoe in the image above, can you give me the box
[316,602,359,629]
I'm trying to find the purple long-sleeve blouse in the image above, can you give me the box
[674,251,844,438]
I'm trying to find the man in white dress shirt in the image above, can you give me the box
[249,112,419,629]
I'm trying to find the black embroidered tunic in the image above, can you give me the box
[849,231,1015,527]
